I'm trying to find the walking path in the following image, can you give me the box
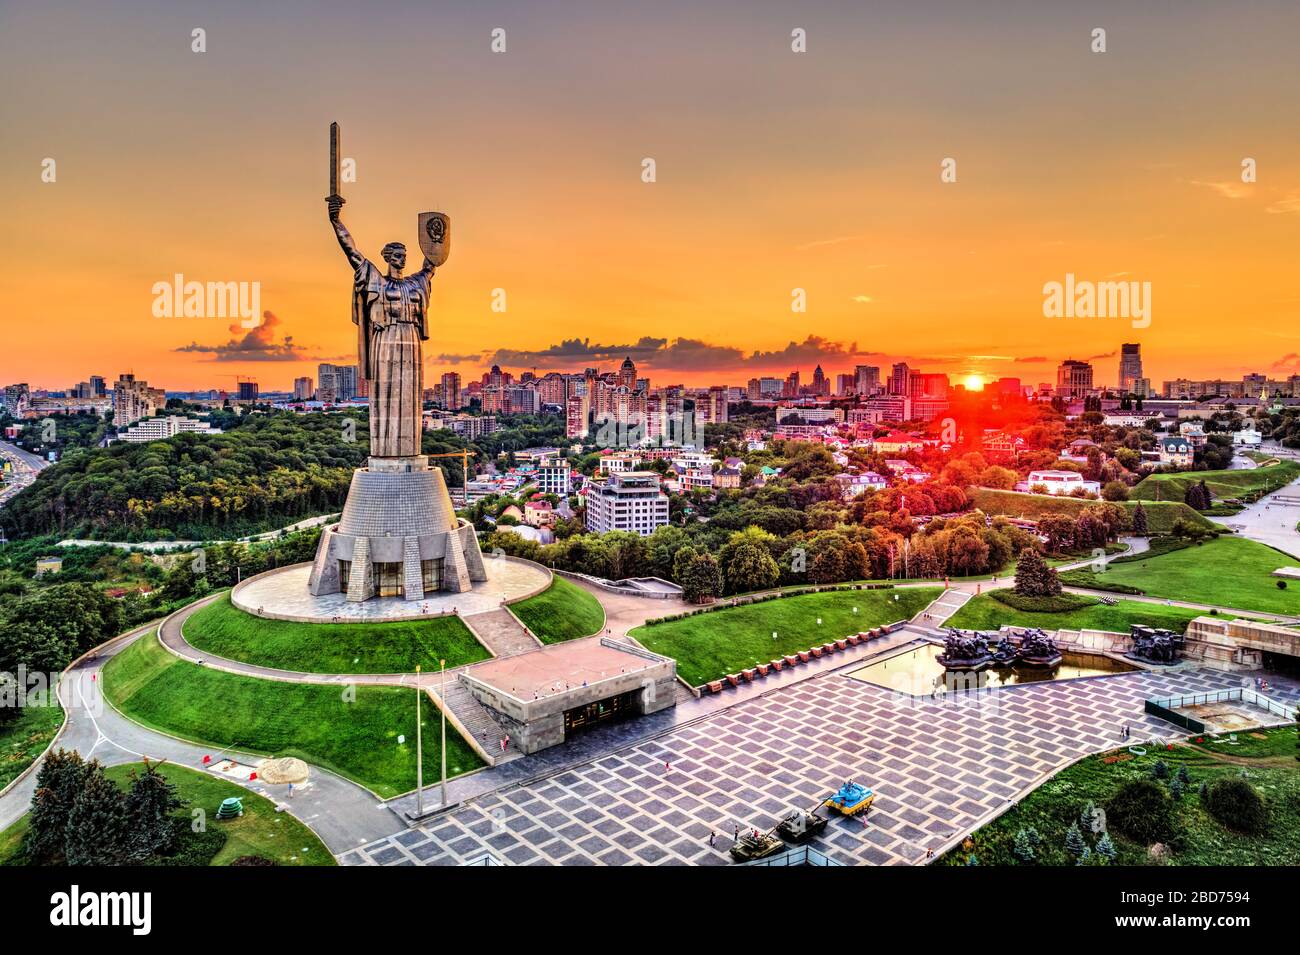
[463,608,542,658]
[0,627,405,854]
[55,513,339,552]
[1212,472,1300,559]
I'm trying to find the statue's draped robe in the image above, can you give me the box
[334,220,431,458]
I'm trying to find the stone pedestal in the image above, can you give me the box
[308,456,487,602]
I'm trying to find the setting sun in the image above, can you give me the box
[962,374,985,391]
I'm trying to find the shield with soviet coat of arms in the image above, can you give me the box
[418,212,451,267]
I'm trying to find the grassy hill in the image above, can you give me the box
[104,632,483,798]
[184,592,489,673]
[946,593,1207,634]
[1132,459,1300,503]
[510,577,606,644]
[631,587,939,686]
[970,487,1218,534]
[1063,536,1300,615]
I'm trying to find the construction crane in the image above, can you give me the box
[426,449,475,505]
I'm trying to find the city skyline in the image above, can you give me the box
[4,0,1300,391]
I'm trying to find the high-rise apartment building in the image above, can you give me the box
[1118,343,1143,394]
[440,372,463,409]
[293,376,314,401]
[1056,360,1094,398]
[854,365,880,395]
[889,363,911,396]
[112,374,164,427]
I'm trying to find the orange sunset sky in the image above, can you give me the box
[2,0,1299,393]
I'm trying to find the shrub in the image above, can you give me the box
[1064,823,1087,860]
[1095,831,1117,862]
[1151,759,1169,780]
[144,825,226,866]
[1202,777,1267,835]
[992,590,1092,613]
[1106,779,1176,845]
[1012,827,1037,862]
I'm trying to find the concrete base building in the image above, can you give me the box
[461,638,677,754]
[308,454,487,602]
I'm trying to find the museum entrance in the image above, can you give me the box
[421,558,444,593]
[563,689,640,738]
[375,562,403,597]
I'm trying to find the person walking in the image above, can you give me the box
[709,830,716,848]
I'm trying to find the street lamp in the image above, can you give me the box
[415,664,423,817]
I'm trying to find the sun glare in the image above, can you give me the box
[963,374,985,391]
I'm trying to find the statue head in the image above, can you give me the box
[381,242,407,272]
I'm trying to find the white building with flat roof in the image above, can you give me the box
[118,415,221,443]
[1020,469,1101,496]
[585,471,670,536]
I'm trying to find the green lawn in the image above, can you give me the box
[0,700,64,790]
[944,728,1300,865]
[1132,459,1300,503]
[510,576,605,644]
[1062,536,1300,615]
[946,593,1208,634]
[184,592,489,674]
[0,816,28,866]
[105,763,333,866]
[103,633,484,798]
[970,487,1217,534]
[0,761,334,866]
[631,587,940,686]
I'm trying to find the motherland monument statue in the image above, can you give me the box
[308,122,487,602]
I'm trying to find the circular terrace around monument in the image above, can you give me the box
[232,554,553,622]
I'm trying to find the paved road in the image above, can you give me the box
[0,626,407,854]
[56,513,339,552]
[0,440,47,507]
[1213,473,1300,560]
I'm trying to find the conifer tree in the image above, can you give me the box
[124,759,184,861]
[63,761,130,866]
[23,749,89,864]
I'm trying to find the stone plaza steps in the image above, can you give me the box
[465,608,542,659]
[914,588,973,626]
[431,679,523,765]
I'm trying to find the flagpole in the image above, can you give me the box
[415,664,423,817]
[440,658,448,806]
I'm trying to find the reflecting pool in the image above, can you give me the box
[848,642,1137,696]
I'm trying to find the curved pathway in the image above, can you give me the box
[55,513,339,552]
[1213,472,1300,559]
[0,626,406,855]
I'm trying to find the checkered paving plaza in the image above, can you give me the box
[343,664,1280,866]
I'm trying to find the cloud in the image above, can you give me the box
[488,336,674,367]
[1265,197,1300,215]
[1271,353,1300,371]
[746,335,868,365]
[1014,356,1048,363]
[486,333,898,375]
[174,312,309,362]
[1188,179,1251,200]
[850,295,874,304]
[795,235,866,252]
[431,352,485,365]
